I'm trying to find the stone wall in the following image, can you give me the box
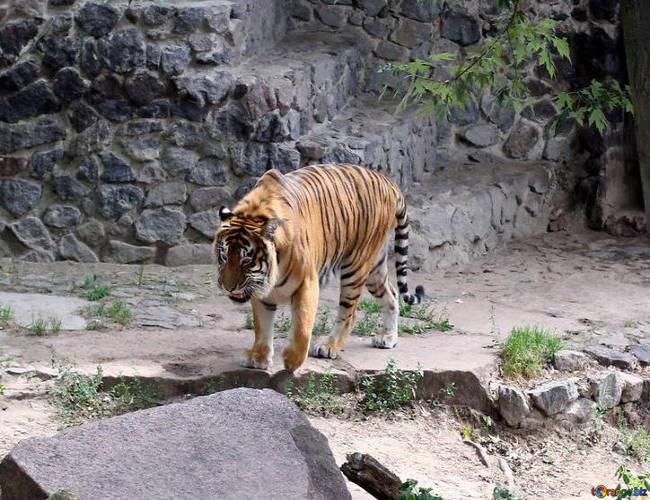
[0,0,630,266]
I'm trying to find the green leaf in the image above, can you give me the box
[429,52,456,62]
[551,36,571,60]
[555,92,573,111]
[588,108,607,133]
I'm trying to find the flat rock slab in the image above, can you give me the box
[1,327,498,412]
[0,388,350,500]
[583,345,637,370]
[0,291,87,330]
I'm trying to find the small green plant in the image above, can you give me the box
[616,466,650,498]
[288,372,342,413]
[136,264,145,287]
[0,383,5,395]
[353,312,381,336]
[82,275,110,302]
[492,485,515,500]
[441,382,457,398]
[462,424,473,441]
[274,313,292,335]
[359,298,381,314]
[244,311,254,329]
[111,379,159,412]
[48,316,62,334]
[29,317,48,336]
[0,305,12,325]
[398,479,442,500]
[358,359,423,413]
[399,299,453,334]
[624,320,639,328]
[312,307,330,337]
[85,301,133,326]
[500,326,562,378]
[55,365,105,420]
[617,417,650,461]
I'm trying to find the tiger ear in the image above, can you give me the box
[262,218,281,240]
[219,206,233,221]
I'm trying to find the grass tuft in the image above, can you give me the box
[288,372,343,414]
[500,326,562,378]
[82,275,110,302]
[617,417,650,461]
[358,359,423,413]
[0,305,12,326]
[85,300,133,326]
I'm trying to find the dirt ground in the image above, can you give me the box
[1,228,649,498]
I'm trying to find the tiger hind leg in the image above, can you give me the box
[366,254,400,349]
[309,262,368,359]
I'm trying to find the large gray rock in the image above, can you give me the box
[590,372,623,409]
[144,181,187,207]
[76,2,120,38]
[553,350,589,372]
[189,208,220,238]
[497,385,530,427]
[9,217,54,252]
[96,184,144,219]
[0,179,41,216]
[529,379,579,416]
[628,344,650,366]
[59,234,99,263]
[104,240,156,264]
[165,244,214,266]
[619,372,644,403]
[583,345,637,370]
[0,389,350,500]
[43,205,82,228]
[558,398,596,424]
[135,207,186,246]
[441,9,480,46]
[503,121,540,159]
[460,124,500,147]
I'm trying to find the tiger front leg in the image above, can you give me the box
[283,275,319,373]
[241,298,275,370]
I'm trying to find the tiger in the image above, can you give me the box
[213,164,424,373]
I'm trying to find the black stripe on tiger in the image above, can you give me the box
[394,196,425,306]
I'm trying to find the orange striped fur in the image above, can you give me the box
[214,164,423,372]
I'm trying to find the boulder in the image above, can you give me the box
[503,122,540,159]
[144,181,187,207]
[76,2,120,38]
[441,9,480,46]
[43,205,82,229]
[460,124,500,147]
[134,207,186,246]
[0,180,41,216]
[59,234,99,263]
[9,217,54,252]
[104,240,155,264]
[529,379,579,416]
[558,398,596,424]
[497,385,530,427]
[619,372,644,403]
[0,389,350,500]
[590,372,622,409]
[165,244,214,266]
[189,208,220,238]
[583,345,637,370]
[553,350,589,372]
[628,344,650,366]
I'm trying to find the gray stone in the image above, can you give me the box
[97,184,144,219]
[357,0,387,16]
[80,38,102,77]
[53,175,91,202]
[68,120,112,156]
[159,42,192,76]
[161,147,200,176]
[0,389,350,499]
[583,345,637,370]
[189,186,231,212]
[69,101,99,133]
[0,60,39,94]
[103,29,146,74]
[138,161,167,184]
[481,95,515,133]
[52,67,89,102]
[100,152,136,183]
[375,40,409,61]
[125,71,166,106]
[77,157,100,184]
[163,122,204,147]
[38,35,81,71]
[76,219,105,246]
[590,372,622,409]
[165,244,214,266]
[0,180,41,216]
[529,379,579,416]
[441,9,480,46]
[0,117,66,155]
[628,344,650,365]
[461,124,500,147]
[120,138,161,162]
[31,148,64,179]
[145,181,187,207]
[498,385,530,427]
[503,122,540,159]
[553,350,589,372]
[316,5,348,28]
[543,136,572,163]
[186,158,227,186]
[9,217,54,251]
[390,17,433,49]
[43,205,81,229]
[296,140,328,161]
[22,249,55,263]
[59,234,98,263]
[0,19,41,64]
[205,5,231,33]
[0,81,60,124]
[143,5,173,27]
[104,240,156,264]
[619,372,644,403]
[363,17,394,39]
[135,207,186,246]
[174,7,204,34]
[173,73,233,107]
[449,100,479,126]
[400,0,440,21]
[0,156,28,177]
[76,2,120,38]
[559,398,596,423]
[189,208,220,238]
[116,120,165,137]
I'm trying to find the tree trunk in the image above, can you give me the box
[621,0,650,231]
[340,453,403,500]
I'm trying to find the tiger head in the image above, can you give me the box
[213,206,280,303]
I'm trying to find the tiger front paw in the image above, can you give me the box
[308,340,340,359]
[282,345,308,373]
[372,333,398,349]
[240,348,272,370]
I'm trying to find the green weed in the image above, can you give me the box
[274,313,292,335]
[111,379,159,412]
[492,485,515,500]
[288,372,343,414]
[358,359,423,413]
[616,466,650,495]
[0,383,5,395]
[441,382,457,398]
[312,307,331,337]
[500,326,562,378]
[399,299,453,334]
[55,365,105,420]
[398,479,442,500]
[82,275,110,302]
[29,317,48,336]
[136,264,145,287]
[85,300,133,326]
[49,316,62,334]
[359,298,381,314]
[353,312,381,336]
[624,320,639,328]
[244,311,254,329]
[0,305,12,325]
[617,417,650,461]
